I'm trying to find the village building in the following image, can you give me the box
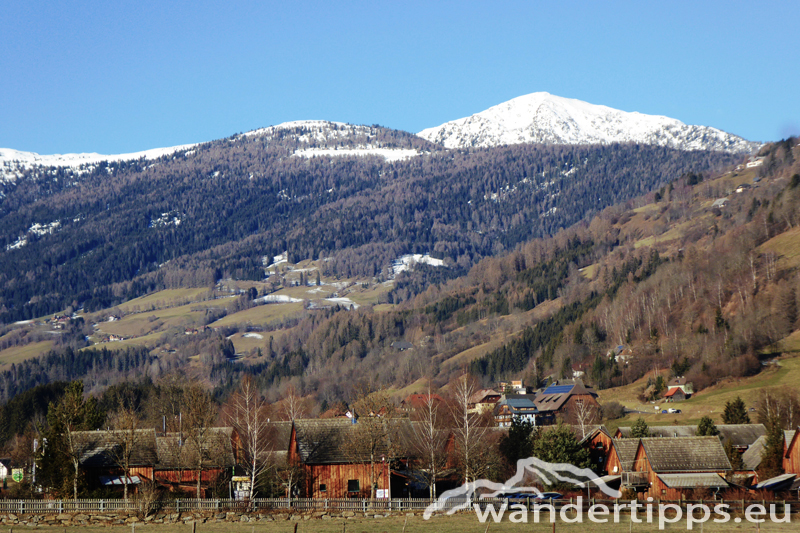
[290,418,391,499]
[627,437,732,499]
[532,380,599,424]
[494,397,539,427]
[399,393,445,413]
[467,389,502,414]
[73,429,160,493]
[613,424,765,453]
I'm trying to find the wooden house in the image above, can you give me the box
[494,397,539,427]
[783,429,800,475]
[629,437,731,499]
[468,390,502,414]
[577,427,614,473]
[614,424,765,452]
[290,419,391,499]
[533,380,599,423]
[606,438,640,479]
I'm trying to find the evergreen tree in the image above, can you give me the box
[697,416,719,436]
[722,396,751,424]
[724,439,744,471]
[630,417,650,438]
[531,423,590,469]
[39,381,104,499]
[499,417,535,467]
[759,416,785,480]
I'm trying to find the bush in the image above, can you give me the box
[601,401,626,420]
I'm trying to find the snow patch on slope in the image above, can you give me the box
[0,144,197,183]
[418,92,759,154]
[393,254,447,275]
[294,146,419,162]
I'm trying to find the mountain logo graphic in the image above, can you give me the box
[423,457,621,520]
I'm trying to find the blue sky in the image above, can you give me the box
[2,1,798,154]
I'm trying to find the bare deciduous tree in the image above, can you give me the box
[280,383,307,422]
[448,373,489,485]
[183,385,219,499]
[223,375,271,502]
[409,385,448,498]
[343,389,395,499]
[108,406,143,501]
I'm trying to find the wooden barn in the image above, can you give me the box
[154,428,236,496]
[783,429,800,475]
[629,437,731,499]
[290,419,391,499]
[73,429,159,493]
[577,426,614,474]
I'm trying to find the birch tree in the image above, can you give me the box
[224,375,271,502]
[449,374,488,485]
[410,386,448,498]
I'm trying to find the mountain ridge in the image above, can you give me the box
[418,92,760,154]
[1,94,759,184]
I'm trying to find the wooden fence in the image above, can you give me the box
[0,497,797,515]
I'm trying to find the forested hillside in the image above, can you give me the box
[0,121,735,322]
[1,136,795,412]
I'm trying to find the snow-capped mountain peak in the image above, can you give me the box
[418,92,759,153]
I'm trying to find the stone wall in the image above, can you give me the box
[0,509,421,527]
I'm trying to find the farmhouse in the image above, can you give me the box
[533,380,599,423]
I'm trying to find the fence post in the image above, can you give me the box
[176,499,181,514]
[100,499,105,512]
[59,500,63,514]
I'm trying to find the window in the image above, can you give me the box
[347,480,360,493]
[319,484,327,493]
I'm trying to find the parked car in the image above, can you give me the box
[499,492,536,499]
[661,410,669,414]
[668,408,682,414]
[533,492,563,500]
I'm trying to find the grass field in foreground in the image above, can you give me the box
[39,511,797,532]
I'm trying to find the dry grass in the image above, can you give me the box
[210,302,305,328]
[441,299,563,369]
[600,353,800,428]
[759,226,800,270]
[41,511,799,532]
[115,288,214,314]
[0,340,55,367]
